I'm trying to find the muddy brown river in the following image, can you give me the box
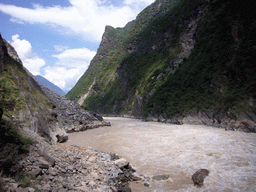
[66,117,256,191]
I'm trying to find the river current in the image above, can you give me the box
[65,117,256,191]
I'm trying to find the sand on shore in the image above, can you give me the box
[65,117,256,192]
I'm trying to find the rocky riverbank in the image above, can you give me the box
[1,127,136,192]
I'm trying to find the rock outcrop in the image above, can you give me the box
[145,108,256,133]
[38,83,110,134]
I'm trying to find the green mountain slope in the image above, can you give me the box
[67,0,256,131]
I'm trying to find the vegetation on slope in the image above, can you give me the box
[68,0,256,119]
[0,39,55,174]
[66,0,182,101]
[147,0,256,117]
[66,25,131,100]
[0,117,33,175]
[0,57,34,175]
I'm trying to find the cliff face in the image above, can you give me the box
[0,34,107,141]
[0,34,58,139]
[67,0,256,131]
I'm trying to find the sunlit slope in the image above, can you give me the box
[67,0,256,126]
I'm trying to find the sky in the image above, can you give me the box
[0,0,154,93]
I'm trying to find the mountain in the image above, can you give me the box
[0,34,108,140]
[67,0,256,132]
[0,34,110,176]
[34,75,66,96]
[1,34,131,192]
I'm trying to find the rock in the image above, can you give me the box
[114,158,129,169]
[119,185,131,192]
[144,183,150,187]
[57,188,68,192]
[5,182,19,189]
[27,167,42,178]
[37,83,110,135]
[237,121,254,133]
[27,187,36,192]
[56,134,69,143]
[42,183,51,191]
[152,174,170,181]
[192,169,210,187]
[37,158,50,169]
[48,168,58,176]
[92,113,103,121]
[37,149,55,167]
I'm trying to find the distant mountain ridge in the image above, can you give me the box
[34,75,66,96]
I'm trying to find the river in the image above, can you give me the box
[65,117,256,192]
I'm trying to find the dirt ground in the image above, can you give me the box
[66,117,256,192]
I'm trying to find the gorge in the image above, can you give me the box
[1,0,256,191]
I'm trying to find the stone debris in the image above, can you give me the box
[37,82,111,134]
[1,128,135,192]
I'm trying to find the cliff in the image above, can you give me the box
[67,0,256,132]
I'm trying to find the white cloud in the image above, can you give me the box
[53,48,96,67]
[43,48,96,91]
[10,34,45,75]
[124,0,154,6]
[43,65,87,91]
[23,57,46,75]
[0,0,151,41]
[11,34,32,59]
[54,45,69,52]
[10,17,24,24]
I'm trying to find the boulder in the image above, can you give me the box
[114,158,129,169]
[152,174,170,181]
[27,167,42,178]
[56,134,69,143]
[192,169,210,187]
[37,158,50,169]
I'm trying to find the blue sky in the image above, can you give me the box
[0,0,154,92]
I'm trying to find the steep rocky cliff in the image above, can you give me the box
[67,0,256,132]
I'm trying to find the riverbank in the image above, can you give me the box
[66,117,256,191]
[1,126,134,192]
